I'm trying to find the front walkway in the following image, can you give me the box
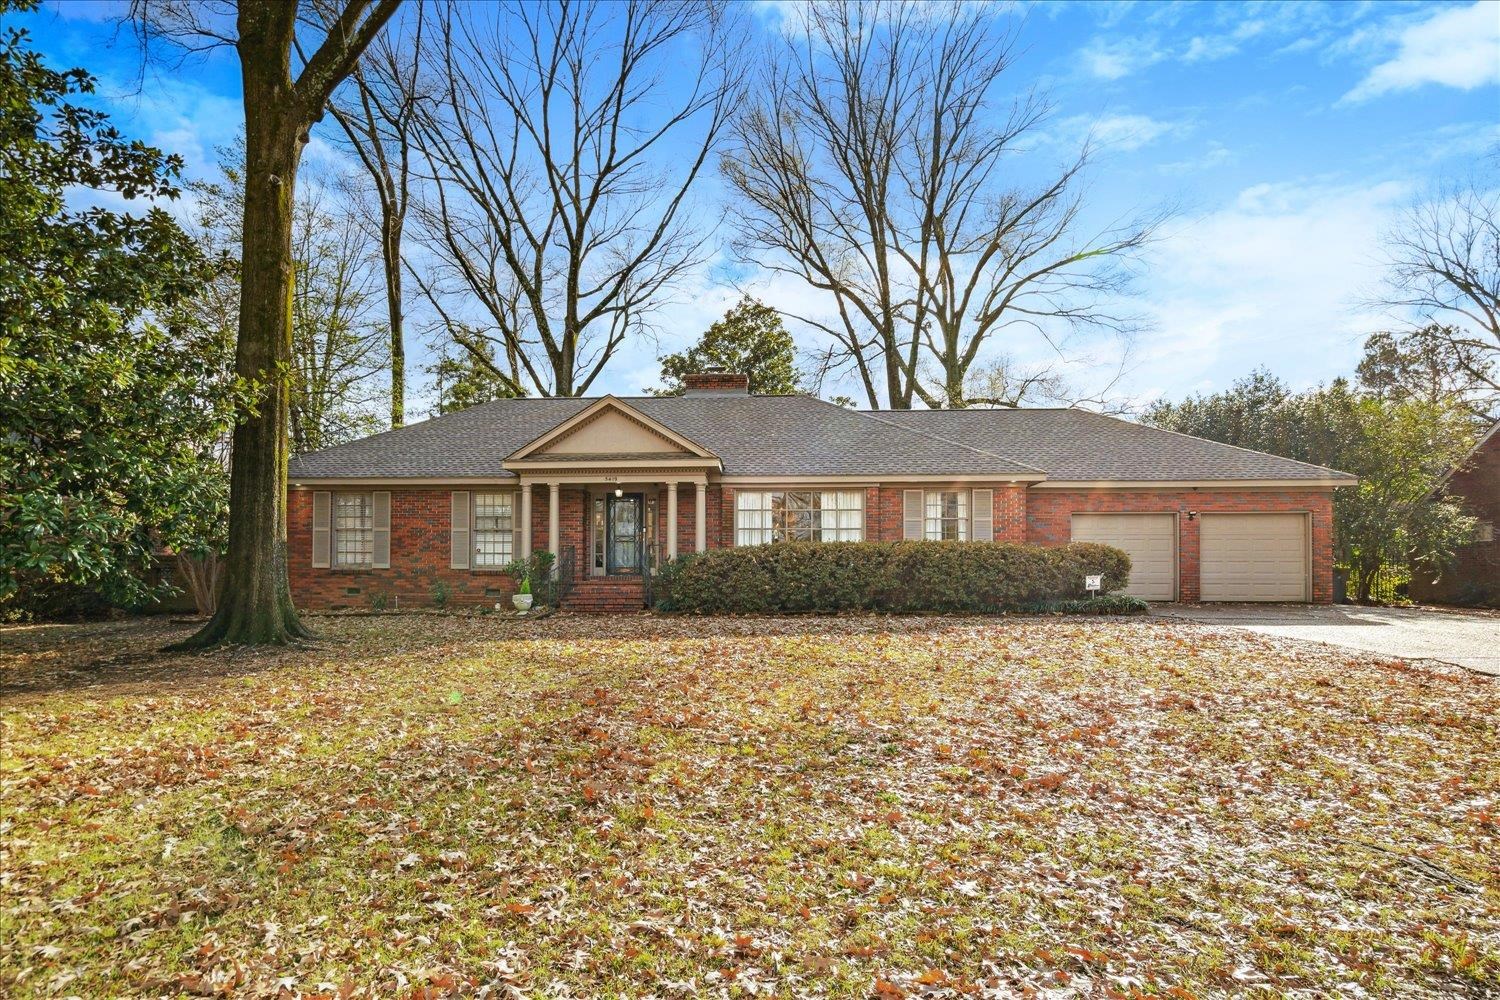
[1154,603,1499,675]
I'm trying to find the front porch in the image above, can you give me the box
[514,476,718,610]
[502,395,725,608]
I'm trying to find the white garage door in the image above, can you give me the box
[1070,513,1177,601]
[1200,513,1308,602]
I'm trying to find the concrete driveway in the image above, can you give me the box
[1154,604,1498,676]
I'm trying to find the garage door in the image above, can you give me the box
[1200,513,1308,602]
[1070,513,1176,600]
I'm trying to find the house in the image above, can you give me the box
[1409,419,1499,607]
[287,372,1356,610]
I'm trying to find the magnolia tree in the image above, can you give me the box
[0,13,240,614]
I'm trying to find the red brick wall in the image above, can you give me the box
[290,483,1340,608]
[1025,488,1336,603]
[289,488,518,610]
[1410,433,1499,606]
[682,372,749,393]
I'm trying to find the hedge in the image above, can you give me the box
[652,541,1131,615]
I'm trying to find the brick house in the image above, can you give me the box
[287,372,1356,610]
[1409,419,1499,607]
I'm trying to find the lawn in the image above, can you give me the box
[2,613,1497,998]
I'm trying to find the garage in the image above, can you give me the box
[1199,513,1309,602]
[1071,513,1177,600]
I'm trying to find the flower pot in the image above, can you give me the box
[512,593,534,612]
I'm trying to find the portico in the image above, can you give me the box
[502,396,722,575]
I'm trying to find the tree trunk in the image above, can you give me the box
[176,11,311,647]
[177,551,222,617]
[385,212,404,427]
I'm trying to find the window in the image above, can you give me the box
[473,492,515,567]
[735,490,864,545]
[334,492,373,567]
[1477,520,1495,544]
[925,490,968,541]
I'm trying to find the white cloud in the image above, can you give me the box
[1079,36,1168,80]
[1049,112,1189,153]
[1128,179,1409,400]
[1159,141,1233,175]
[1344,1,1500,102]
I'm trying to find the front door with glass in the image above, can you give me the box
[606,493,643,574]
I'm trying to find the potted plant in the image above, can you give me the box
[512,572,534,613]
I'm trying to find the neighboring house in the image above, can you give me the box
[1409,419,1499,607]
[287,372,1356,610]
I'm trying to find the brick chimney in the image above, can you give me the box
[681,369,750,395]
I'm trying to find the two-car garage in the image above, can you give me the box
[1071,511,1311,602]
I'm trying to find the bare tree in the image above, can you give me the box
[957,352,1132,413]
[408,0,740,396]
[722,0,1163,409]
[1375,178,1500,395]
[289,186,389,452]
[325,6,424,429]
[132,0,401,646]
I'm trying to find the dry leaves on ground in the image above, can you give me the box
[1,612,1497,998]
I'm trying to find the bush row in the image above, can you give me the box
[653,541,1132,615]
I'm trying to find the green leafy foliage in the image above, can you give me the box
[653,541,1130,614]
[1146,371,1480,602]
[653,295,802,395]
[0,15,239,610]
[425,335,526,416]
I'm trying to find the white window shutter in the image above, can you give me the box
[902,489,923,540]
[451,490,471,569]
[312,491,331,568]
[971,488,993,542]
[372,491,392,568]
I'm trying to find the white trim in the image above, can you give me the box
[719,473,1045,485]
[293,478,516,487]
[1032,479,1353,490]
[505,457,720,471]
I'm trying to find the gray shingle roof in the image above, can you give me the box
[286,395,1355,483]
[870,408,1356,482]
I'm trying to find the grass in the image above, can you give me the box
[2,612,1497,998]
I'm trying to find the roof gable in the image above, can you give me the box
[507,396,716,461]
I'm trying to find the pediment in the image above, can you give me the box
[507,396,716,462]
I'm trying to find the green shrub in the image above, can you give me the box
[654,541,1131,615]
[369,590,390,612]
[429,580,451,609]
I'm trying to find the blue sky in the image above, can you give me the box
[14,0,1500,412]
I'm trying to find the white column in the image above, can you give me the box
[665,481,679,560]
[548,483,561,575]
[694,481,707,553]
[519,482,532,560]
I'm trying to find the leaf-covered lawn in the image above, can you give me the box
[2,614,1497,999]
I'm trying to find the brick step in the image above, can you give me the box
[563,576,647,613]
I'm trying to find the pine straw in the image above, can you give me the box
[2,613,1496,998]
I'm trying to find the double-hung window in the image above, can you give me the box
[735,490,864,545]
[924,490,969,541]
[473,492,515,567]
[334,492,374,567]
